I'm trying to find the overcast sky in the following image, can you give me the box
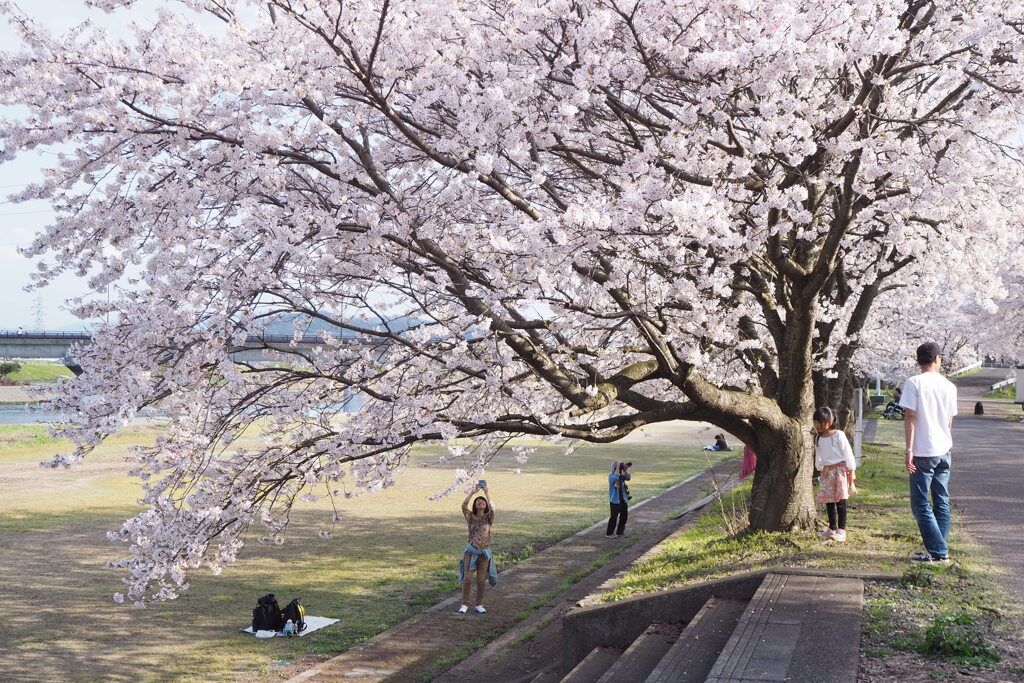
[0,1,171,331]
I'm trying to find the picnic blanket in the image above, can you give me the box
[241,616,339,638]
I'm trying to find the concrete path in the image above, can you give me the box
[950,368,1024,599]
[287,457,742,683]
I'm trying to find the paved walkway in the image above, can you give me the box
[287,369,1024,682]
[950,368,1024,599]
[287,457,741,683]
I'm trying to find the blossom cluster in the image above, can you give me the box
[3,0,1023,601]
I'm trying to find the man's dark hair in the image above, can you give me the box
[916,342,942,365]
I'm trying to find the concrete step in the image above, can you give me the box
[645,597,747,683]
[527,668,562,683]
[559,646,622,683]
[595,621,683,683]
[705,572,863,682]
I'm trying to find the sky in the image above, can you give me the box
[0,1,174,331]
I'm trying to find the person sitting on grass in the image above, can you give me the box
[457,482,497,614]
[703,433,732,451]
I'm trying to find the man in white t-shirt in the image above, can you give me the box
[899,341,957,563]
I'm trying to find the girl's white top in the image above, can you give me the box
[814,431,856,470]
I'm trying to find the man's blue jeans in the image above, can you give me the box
[909,453,951,558]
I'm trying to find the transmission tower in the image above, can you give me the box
[32,293,45,332]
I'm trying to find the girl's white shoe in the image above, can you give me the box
[457,605,468,614]
[475,605,487,613]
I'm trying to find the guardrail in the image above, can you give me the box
[947,360,982,378]
[991,376,1015,391]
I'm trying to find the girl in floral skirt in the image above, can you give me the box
[813,406,857,542]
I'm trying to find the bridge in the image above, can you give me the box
[0,330,376,363]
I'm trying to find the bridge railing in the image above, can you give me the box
[0,331,92,339]
[1,331,372,344]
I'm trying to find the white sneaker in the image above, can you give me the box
[475,605,486,613]
[457,604,468,614]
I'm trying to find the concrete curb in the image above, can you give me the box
[436,475,744,681]
[286,459,741,683]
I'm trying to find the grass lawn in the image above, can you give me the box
[3,362,74,383]
[602,419,1024,679]
[0,420,732,681]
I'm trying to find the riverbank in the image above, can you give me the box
[0,419,735,682]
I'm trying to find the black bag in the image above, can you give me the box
[281,598,307,635]
[623,482,632,501]
[251,593,282,632]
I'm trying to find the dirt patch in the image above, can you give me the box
[858,653,1023,682]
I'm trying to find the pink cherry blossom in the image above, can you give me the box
[3,0,1023,603]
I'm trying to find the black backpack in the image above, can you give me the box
[251,593,282,632]
[281,598,307,635]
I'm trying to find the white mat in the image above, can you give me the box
[241,616,339,638]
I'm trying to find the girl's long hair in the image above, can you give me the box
[471,496,490,516]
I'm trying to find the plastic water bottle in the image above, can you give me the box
[282,619,295,636]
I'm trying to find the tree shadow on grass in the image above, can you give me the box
[0,487,625,682]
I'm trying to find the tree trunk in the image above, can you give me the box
[748,417,817,531]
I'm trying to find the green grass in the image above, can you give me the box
[984,384,1015,400]
[0,424,53,450]
[4,362,74,383]
[601,419,1022,675]
[0,420,732,681]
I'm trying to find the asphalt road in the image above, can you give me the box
[949,368,1024,599]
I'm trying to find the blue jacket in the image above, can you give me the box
[457,544,498,587]
[608,472,631,504]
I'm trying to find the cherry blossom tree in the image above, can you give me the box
[3,0,1024,603]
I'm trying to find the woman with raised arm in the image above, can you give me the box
[457,482,497,614]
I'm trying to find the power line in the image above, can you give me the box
[0,209,54,217]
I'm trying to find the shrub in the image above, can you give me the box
[920,613,1001,667]
[899,564,936,588]
[0,362,21,377]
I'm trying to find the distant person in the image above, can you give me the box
[606,460,631,539]
[457,482,497,614]
[16,326,25,335]
[812,406,857,542]
[740,444,757,479]
[883,387,902,412]
[703,433,732,451]
[900,342,958,564]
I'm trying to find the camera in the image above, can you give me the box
[621,462,632,470]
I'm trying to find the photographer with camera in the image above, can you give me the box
[606,461,632,539]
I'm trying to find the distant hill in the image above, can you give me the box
[55,322,91,333]
[20,314,425,338]
[260,313,423,338]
